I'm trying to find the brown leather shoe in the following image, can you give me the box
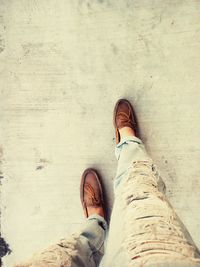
[113,99,137,144]
[80,168,106,219]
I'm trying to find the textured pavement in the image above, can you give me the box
[1,1,200,266]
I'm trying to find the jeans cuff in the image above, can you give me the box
[115,135,143,160]
[87,214,107,231]
[116,135,142,147]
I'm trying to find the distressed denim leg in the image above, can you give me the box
[15,214,107,267]
[74,215,107,267]
[103,136,150,267]
[103,136,200,267]
[114,136,151,189]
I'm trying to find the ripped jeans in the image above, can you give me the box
[15,136,200,267]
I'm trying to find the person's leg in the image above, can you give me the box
[114,135,151,189]
[15,214,107,267]
[103,99,200,267]
[15,169,107,267]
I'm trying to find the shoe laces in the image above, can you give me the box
[85,183,101,206]
[117,111,136,127]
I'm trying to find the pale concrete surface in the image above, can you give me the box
[1,0,200,266]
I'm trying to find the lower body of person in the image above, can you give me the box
[15,99,200,267]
